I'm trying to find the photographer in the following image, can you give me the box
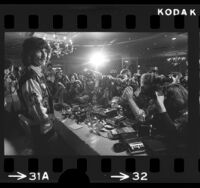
[68,79,87,104]
[98,69,138,99]
[180,72,188,90]
[168,72,182,84]
[53,71,67,105]
[123,72,188,149]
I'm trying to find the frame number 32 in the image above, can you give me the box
[132,172,148,181]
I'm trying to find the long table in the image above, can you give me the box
[54,110,148,156]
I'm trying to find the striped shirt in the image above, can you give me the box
[19,66,54,135]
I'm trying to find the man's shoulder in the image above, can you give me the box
[19,69,39,91]
[20,69,38,81]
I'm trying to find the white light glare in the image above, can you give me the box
[89,52,109,69]
[172,37,176,40]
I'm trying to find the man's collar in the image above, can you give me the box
[29,65,43,78]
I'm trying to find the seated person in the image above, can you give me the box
[180,73,188,90]
[120,68,132,80]
[79,78,96,103]
[96,87,110,107]
[122,72,188,153]
[68,80,86,104]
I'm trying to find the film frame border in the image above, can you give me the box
[0,4,199,183]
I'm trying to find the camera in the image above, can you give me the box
[140,74,172,100]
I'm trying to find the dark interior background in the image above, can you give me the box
[4,32,188,75]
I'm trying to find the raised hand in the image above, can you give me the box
[155,91,166,113]
[122,86,133,101]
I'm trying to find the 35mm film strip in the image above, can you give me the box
[0,4,200,183]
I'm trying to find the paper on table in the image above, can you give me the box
[69,123,84,130]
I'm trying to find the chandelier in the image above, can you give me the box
[167,56,187,66]
[33,32,76,58]
[48,39,74,58]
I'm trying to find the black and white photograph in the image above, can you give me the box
[4,32,188,156]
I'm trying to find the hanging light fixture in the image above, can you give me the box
[43,33,75,58]
[167,56,186,66]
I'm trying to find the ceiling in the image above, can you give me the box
[5,32,188,62]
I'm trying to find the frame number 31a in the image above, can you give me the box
[29,172,49,181]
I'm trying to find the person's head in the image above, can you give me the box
[120,69,132,79]
[57,71,63,79]
[164,84,188,119]
[73,73,79,80]
[184,74,188,81]
[149,66,159,75]
[71,75,76,82]
[74,80,82,91]
[47,73,55,82]
[22,37,51,68]
[110,69,117,77]
[140,73,164,97]
[86,78,95,90]
[47,63,53,70]
[78,74,84,81]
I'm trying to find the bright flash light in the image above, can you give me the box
[89,52,109,69]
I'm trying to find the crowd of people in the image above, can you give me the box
[4,37,189,155]
[43,64,188,108]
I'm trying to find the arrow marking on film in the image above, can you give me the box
[111,172,129,181]
[8,172,27,180]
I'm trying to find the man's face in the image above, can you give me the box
[121,73,128,79]
[47,65,52,70]
[184,75,188,81]
[71,75,76,82]
[48,75,55,82]
[87,80,95,90]
[79,75,83,80]
[31,48,48,66]
[58,72,62,79]
[4,68,10,75]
